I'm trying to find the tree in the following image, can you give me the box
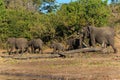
[57,0,110,27]
[0,0,113,45]
[4,0,41,12]
[0,0,5,20]
[53,0,111,39]
[0,0,7,41]
[109,0,120,27]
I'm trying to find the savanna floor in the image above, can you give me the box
[0,36,120,80]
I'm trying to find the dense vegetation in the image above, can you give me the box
[0,0,120,45]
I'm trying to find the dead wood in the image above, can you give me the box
[63,47,103,54]
[0,47,103,60]
[57,47,103,58]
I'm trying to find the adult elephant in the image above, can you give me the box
[82,26,117,53]
[28,38,43,54]
[15,38,28,54]
[7,38,28,55]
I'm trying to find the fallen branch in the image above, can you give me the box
[63,47,103,54]
[57,47,103,58]
[0,47,103,59]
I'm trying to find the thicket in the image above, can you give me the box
[0,0,119,45]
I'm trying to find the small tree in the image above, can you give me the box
[57,0,110,27]
[0,0,8,41]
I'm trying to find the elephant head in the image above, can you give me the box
[81,26,94,46]
[82,26,89,39]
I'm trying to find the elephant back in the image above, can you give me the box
[15,38,28,49]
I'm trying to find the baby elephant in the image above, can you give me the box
[28,38,43,54]
[50,41,64,54]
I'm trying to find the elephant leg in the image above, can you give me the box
[7,46,10,55]
[21,48,24,55]
[18,48,23,54]
[31,47,34,53]
[108,38,117,53]
[113,47,117,53]
[15,49,19,54]
[102,42,107,48]
[9,47,14,55]
[40,48,43,54]
[40,49,43,54]
[111,44,117,53]
[88,39,92,47]
[38,48,43,54]
[101,42,108,53]
[90,33,96,47]
[91,38,96,47]
[27,47,31,53]
[18,48,24,56]
[79,39,82,49]
[34,48,37,53]
[38,48,40,53]
[24,47,28,53]
[88,38,96,47]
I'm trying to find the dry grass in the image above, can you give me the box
[0,52,120,80]
[0,36,120,79]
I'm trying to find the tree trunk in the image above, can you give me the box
[58,47,103,57]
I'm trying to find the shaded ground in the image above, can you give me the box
[0,37,120,80]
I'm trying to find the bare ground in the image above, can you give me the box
[0,37,120,80]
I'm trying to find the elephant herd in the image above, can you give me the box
[7,38,44,55]
[6,26,117,55]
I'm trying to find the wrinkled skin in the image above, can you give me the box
[7,38,28,55]
[28,39,43,54]
[50,41,64,54]
[82,26,117,53]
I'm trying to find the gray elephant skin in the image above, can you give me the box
[28,39,43,54]
[82,26,117,53]
[7,38,28,55]
[50,41,64,54]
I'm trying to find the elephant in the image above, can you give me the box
[7,38,28,55]
[28,38,43,54]
[50,41,64,54]
[66,35,85,50]
[66,37,80,50]
[82,26,117,53]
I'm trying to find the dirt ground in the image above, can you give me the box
[0,37,120,80]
